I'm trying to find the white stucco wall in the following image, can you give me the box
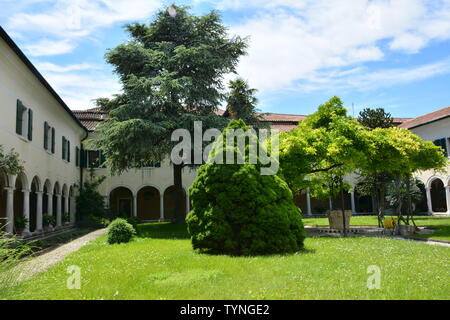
[0,38,86,192]
[409,118,450,188]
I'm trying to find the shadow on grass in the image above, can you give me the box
[136,223,190,239]
[414,225,450,241]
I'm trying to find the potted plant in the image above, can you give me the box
[62,212,70,225]
[14,216,28,234]
[43,214,56,231]
[327,209,352,230]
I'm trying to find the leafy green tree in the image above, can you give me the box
[358,108,394,129]
[91,5,247,221]
[224,78,265,127]
[279,97,367,194]
[0,146,23,175]
[360,127,447,226]
[187,120,305,255]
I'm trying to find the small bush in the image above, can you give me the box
[107,219,136,244]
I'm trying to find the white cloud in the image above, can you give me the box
[7,0,162,55]
[24,39,76,56]
[212,0,450,91]
[38,68,122,109]
[36,62,97,72]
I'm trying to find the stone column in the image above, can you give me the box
[5,187,14,234]
[159,194,164,221]
[425,187,433,215]
[22,189,30,235]
[64,196,69,224]
[47,192,53,217]
[306,188,312,216]
[56,194,62,227]
[70,196,76,225]
[446,186,450,215]
[36,191,43,232]
[133,194,137,217]
[328,198,333,211]
[350,190,356,215]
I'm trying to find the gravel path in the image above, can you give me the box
[3,228,106,286]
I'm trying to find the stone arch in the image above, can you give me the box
[0,169,8,229]
[163,185,186,221]
[43,179,52,216]
[430,177,447,213]
[137,185,161,221]
[13,172,28,233]
[52,181,60,217]
[62,184,68,223]
[109,186,134,218]
[29,176,41,232]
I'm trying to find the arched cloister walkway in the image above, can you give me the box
[137,186,161,221]
[430,178,447,213]
[163,186,187,221]
[109,187,134,218]
[0,169,8,230]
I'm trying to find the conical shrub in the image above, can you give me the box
[186,120,305,255]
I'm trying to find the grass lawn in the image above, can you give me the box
[303,216,450,241]
[0,223,449,300]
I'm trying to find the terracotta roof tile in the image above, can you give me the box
[399,106,450,129]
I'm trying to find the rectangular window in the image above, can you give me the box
[433,138,448,157]
[44,122,53,151]
[75,146,80,167]
[87,150,100,168]
[16,99,32,141]
[62,137,71,162]
[51,128,55,153]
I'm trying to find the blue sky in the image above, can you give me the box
[1,0,450,118]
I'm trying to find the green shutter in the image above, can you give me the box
[80,149,87,168]
[51,128,55,153]
[67,140,71,162]
[27,109,33,141]
[62,136,66,160]
[44,122,49,150]
[16,100,23,135]
[75,147,80,167]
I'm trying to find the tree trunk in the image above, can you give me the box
[173,163,184,224]
[340,178,347,238]
[377,182,386,227]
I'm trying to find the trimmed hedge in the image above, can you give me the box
[186,120,305,256]
[107,218,136,244]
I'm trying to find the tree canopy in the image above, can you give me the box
[91,5,248,173]
[358,107,394,129]
[223,78,265,127]
[0,146,23,175]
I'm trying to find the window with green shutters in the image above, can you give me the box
[27,109,33,141]
[16,99,24,135]
[75,147,80,167]
[51,128,55,153]
[62,136,66,160]
[67,140,71,162]
[44,122,49,150]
